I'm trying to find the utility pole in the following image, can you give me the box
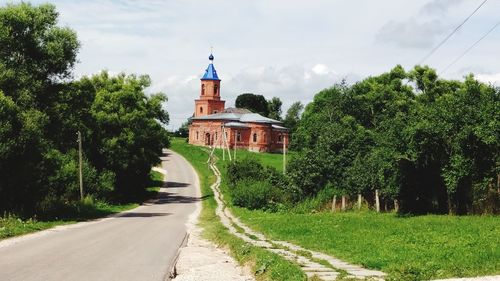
[283,134,286,174]
[234,130,237,161]
[77,131,83,200]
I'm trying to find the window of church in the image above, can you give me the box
[201,84,205,95]
[237,131,241,142]
[215,132,218,140]
[200,107,203,114]
[214,85,218,95]
[253,133,257,143]
[196,131,199,140]
[278,134,282,143]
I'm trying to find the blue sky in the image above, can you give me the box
[5,0,500,129]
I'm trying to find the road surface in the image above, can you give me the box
[0,150,200,281]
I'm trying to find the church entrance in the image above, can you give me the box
[205,133,211,146]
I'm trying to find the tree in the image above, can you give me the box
[0,3,171,215]
[288,65,499,214]
[283,102,304,147]
[86,72,170,198]
[174,122,190,138]
[267,97,282,120]
[235,93,269,116]
[0,3,80,214]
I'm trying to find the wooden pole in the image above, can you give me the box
[375,189,380,213]
[283,134,286,175]
[331,195,337,212]
[234,130,237,161]
[341,195,346,211]
[77,131,83,200]
[224,128,233,162]
[357,194,362,209]
[221,126,225,161]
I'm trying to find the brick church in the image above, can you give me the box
[188,53,289,152]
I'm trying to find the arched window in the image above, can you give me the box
[196,131,199,140]
[201,84,205,95]
[278,134,282,143]
[237,131,241,142]
[200,107,203,114]
[214,85,218,95]
[253,133,257,143]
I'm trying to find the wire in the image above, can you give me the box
[418,0,488,65]
[440,20,500,75]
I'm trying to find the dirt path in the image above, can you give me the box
[206,160,386,281]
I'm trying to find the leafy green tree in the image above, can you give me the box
[0,3,171,215]
[288,65,499,214]
[174,121,190,137]
[86,72,170,198]
[267,97,282,120]
[235,93,269,116]
[283,101,304,149]
[0,3,79,214]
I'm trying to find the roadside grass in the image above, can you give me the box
[233,208,500,281]
[0,170,163,241]
[170,138,305,281]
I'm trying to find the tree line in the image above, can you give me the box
[227,66,499,215]
[289,65,499,215]
[0,3,169,216]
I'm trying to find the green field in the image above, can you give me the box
[170,138,305,281]
[234,209,500,280]
[172,138,500,280]
[0,171,163,241]
[211,145,289,172]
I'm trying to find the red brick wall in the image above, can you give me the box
[189,120,289,153]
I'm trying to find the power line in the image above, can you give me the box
[418,0,488,65]
[440,20,500,75]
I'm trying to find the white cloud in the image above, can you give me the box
[312,64,332,76]
[476,73,500,85]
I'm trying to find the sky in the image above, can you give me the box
[5,0,500,129]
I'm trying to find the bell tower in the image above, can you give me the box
[194,53,225,117]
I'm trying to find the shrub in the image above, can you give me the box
[231,180,273,210]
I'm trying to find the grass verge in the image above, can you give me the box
[0,170,163,241]
[233,208,500,280]
[170,138,305,281]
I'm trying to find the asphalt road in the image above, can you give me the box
[0,150,200,281]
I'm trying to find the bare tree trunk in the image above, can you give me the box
[341,196,346,211]
[394,199,399,212]
[357,194,362,210]
[375,189,380,213]
[331,195,337,213]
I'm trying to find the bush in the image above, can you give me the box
[232,180,273,210]
[226,158,266,186]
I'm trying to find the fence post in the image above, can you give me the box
[331,195,337,212]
